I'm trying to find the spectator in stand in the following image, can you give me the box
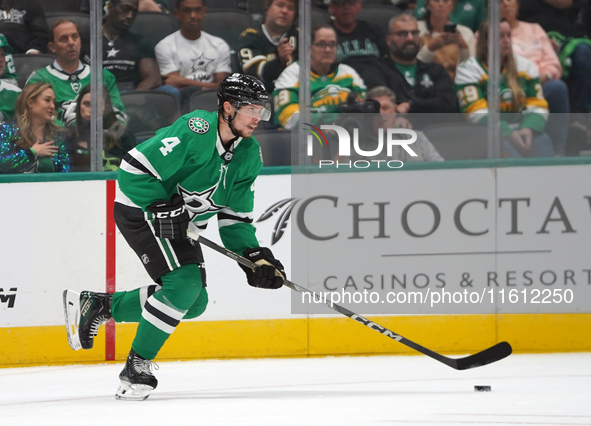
[273,23,366,130]
[155,0,231,112]
[85,0,164,93]
[327,0,389,87]
[237,0,298,94]
[455,20,554,158]
[138,0,168,11]
[25,19,125,127]
[417,0,476,82]
[0,35,20,122]
[103,0,168,13]
[0,0,48,54]
[517,0,591,115]
[70,84,135,172]
[413,0,485,32]
[0,82,71,173]
[353,86,444,162]
[364,14,458,115]
[501,0,570,156]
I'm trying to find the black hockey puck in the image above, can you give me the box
[474,385,491,392]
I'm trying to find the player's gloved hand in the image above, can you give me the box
[240,247,286,289]
[146,194,190,242]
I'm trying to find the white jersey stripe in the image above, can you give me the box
[218,219,249,228]
[147,295,187,320]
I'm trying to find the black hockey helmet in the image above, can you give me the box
[217,73,271,121]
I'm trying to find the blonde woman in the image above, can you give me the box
[454,20,554,157]
[0,83,71,173]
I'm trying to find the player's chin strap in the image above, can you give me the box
[221,104,241,139]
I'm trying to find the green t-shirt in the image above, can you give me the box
[413,0,486,33]
[394,62,418,87]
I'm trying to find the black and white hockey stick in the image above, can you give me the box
[187,230,512,370]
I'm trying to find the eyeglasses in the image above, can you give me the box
[390,30,420,37]
[312,41,337,49]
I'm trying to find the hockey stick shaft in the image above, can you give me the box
[187,230,512,370]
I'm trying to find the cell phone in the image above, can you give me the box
[444,23,457,33]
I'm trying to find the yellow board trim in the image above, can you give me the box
[1,314,590,367]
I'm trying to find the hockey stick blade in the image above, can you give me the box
[187,230,512,370]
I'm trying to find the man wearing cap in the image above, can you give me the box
[0,35,21,122]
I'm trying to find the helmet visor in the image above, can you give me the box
[235,102,272,122]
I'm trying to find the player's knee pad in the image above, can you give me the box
[159,263,203,311]
[184,287,209,319]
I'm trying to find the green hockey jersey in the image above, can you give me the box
[115,110,263,255]
[272,61,366,129]
[454,55,548,135]
[0,79,21,121]
[25,62,125,126]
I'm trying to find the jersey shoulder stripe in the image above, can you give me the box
[273,62,300,90]
[514,54,540,80]
[454,57,487,86]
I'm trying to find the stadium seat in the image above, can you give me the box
[246,0,265,15]
[357,4,403,35]
[38,0,81,14]
[120,91,181,142]
[207,0,241,8]
[311,7,331,25]
[188,89,218,113]
[201,9,254,49]
[129,12,178,51]
[254,130,292,166]
[12,54,55,88]
[45,12,91,56]
[168,0,241,9]
[421,122,489,160]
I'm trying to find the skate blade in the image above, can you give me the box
[63,289,82,351]
[115,381,154,401]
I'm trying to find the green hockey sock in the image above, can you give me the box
[131,264,203,359]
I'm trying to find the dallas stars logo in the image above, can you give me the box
[190,53,213,74]
[188,117,209,134]
[107,47,119,58]
[178,183,224,220]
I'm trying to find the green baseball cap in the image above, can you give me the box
[0,34,13,54]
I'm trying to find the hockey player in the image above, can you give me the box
[63,73,286,401]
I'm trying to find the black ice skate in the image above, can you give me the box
[115,350,159,401]
[63,289,112,351]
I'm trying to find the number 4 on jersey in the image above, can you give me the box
[159,137,181,156]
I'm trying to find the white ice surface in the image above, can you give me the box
[1,352,590,426]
